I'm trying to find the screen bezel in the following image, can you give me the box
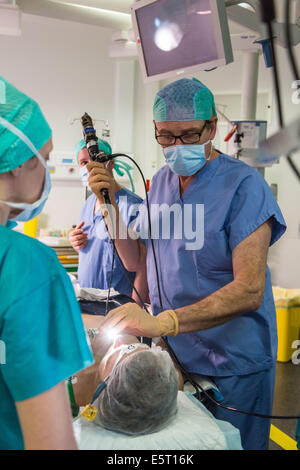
[131,0,232,83]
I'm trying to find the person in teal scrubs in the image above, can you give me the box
[86,78,287,450]
[0,77,93,450]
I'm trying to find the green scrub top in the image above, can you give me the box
[0,226,94,450]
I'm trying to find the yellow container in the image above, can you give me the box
[23,217,38,238]
[273,287,300,362]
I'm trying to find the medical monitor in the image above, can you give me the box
[131,0,233,82]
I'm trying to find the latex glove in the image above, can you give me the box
[100,303,179,338]
[86,161,116,206]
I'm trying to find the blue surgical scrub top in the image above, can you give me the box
[137,154,286,377]
[0,226,94,450]
[78,188,142,295]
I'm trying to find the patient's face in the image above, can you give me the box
[98,335,144,380]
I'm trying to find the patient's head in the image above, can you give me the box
[94,336,178,435]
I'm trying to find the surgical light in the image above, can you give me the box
[106,329,120,341]
[154,21,184,52]
[196,10,212,15]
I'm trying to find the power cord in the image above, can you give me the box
[260,0,300,181]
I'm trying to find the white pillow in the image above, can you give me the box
[73,391,242,450]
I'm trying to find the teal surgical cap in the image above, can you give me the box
[75,138,112,162]
[153,78,217,122]
[0,76,52,173]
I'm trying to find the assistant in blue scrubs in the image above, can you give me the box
[73,140,144,299]
[78,189,143,295]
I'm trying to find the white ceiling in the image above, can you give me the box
[15,0,253,34]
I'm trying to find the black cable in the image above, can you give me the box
[285,0,300,82]
[111,153,164,310]
[267,14,300,181]
[105,244,115,316]
[101,217,148,311]
[284,0,300,181]
[164,337,300,419]
[267,22,284,128]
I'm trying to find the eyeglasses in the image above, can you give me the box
[155,122,210,146]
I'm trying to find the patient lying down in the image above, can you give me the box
[72,315,183,436]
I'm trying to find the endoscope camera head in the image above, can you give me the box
[80,112,101,162]
[80,112,113,164]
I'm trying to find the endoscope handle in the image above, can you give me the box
[96,151,115,205]
[80,112,112,205]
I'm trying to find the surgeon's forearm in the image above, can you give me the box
[132,264,149,306]
[102,199,145,271]
[174,218,272,333]
[175,279,263,333]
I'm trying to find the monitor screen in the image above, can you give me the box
[132,0,233,82]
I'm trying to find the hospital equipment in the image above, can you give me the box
[127,0,300,179]
[70,117,110,141]
[0,1,21,36]
[47,152,80,182]
[226,120,268,169]
[131,0,234,83]
[257,0,300,180]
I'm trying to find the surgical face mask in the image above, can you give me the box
[0,117,52,222]
[79,165,91,190]
[163,141,212,177]
[104,343,150,373]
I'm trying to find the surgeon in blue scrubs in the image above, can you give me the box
[0,77,93,449]
[69,139,148,305]
[87,78,287,450]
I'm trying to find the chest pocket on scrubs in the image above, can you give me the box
[196,230,232,278]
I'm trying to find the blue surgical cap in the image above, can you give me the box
[75,138,112,162]
[0,76,52,173]
[153,78,217,122]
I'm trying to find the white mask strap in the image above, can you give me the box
[0,116,46,168]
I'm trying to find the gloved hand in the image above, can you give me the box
[100,303,179,338]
